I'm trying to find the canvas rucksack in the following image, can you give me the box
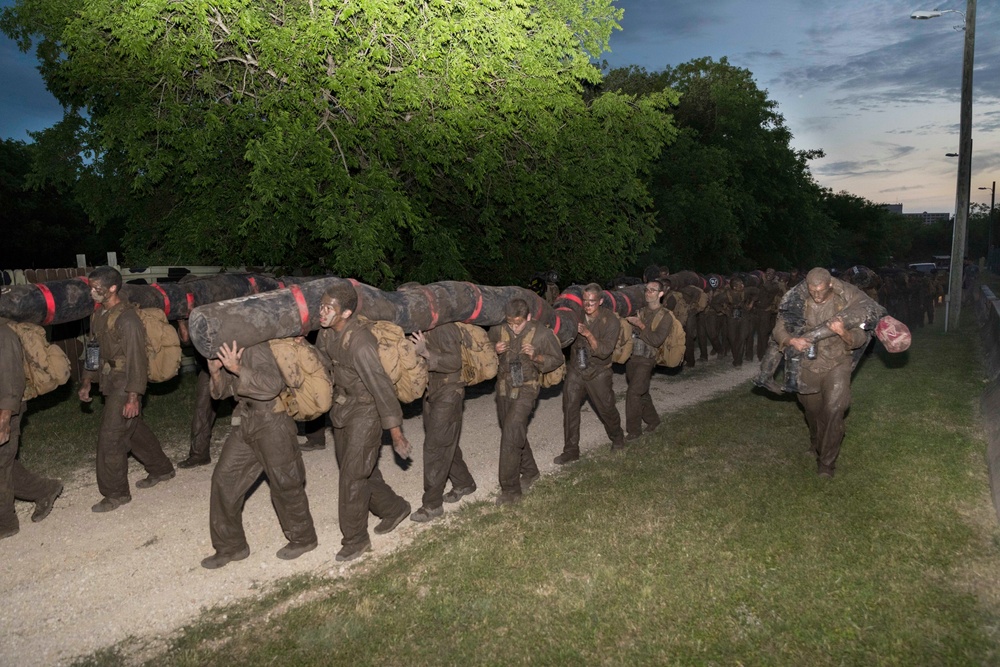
[454,322,498,386]
[268,338,333,421]
[6,321,71,401]
[652,309,686,368]
[500,323,566,388]
[358,317,428,403]
[106,306,183,382]
[612,313,633,364]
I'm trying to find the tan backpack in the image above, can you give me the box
[455,322,498,385]
[652,309,686,368]
[106,307,182,382]
[6,322,71,401]
[359,317,428,403]
[500,323,566,388]
[612,313,633,364]
[268,338,333,421]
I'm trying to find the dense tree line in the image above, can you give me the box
[1,2,952,282]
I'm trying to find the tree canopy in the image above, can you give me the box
[599,59,833,274]
[2,0,677,285]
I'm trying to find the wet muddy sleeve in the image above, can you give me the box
[211,369,237,401]
[640,310,671,348]
[234,344,284,401]
[590,313,618,361]
[531,325,564,374]
[354,342,403,430]
[772,316,792,347]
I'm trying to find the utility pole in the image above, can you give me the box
[944,0,977,332]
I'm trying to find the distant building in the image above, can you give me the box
[879,204,950,224]
[903,212,952,226]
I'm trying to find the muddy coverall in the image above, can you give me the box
[84,303,173,501]
[773,279,872,475]
[208,343,316,555]
[724,288,755,367]
[319,318,409,550]
[624,307,672,438]
[420,323,475,510]
[489,321,564,498]
[0,321,60,533]
[755,279,785,361]
[183,354,217,463]
[704,288,729,358]
[561,308,625,456]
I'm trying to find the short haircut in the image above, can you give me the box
[322,282,358,312]
[647,279,664,292]
[505,298,529,319]
[806,268,832,285]
[583,282,603,296]
[89,265,122,290]
[642,265,660,283]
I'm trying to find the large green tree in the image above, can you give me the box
[600,59,831,274]
[2,0,676,285]
[0,137,123,268]
[821,191,910,268]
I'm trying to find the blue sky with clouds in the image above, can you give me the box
[605,0,1000,214]
[2,0,998,214]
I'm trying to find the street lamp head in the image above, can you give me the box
[980,186,991,190]
[911,10,943,19]
[945,152,959,157]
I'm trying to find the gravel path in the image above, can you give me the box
[1,358,757,665]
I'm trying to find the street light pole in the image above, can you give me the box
[981,181,996,268]
[913,0,977,332]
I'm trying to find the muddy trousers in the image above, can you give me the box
[704,312,727,356]
[96,389,173,500]
[334,407,408,549]
[727,316,753,366]
[496,385,540,497]
[695,313,711,360]
[421,383,474,509]
[754,311,777,361]
[209,405,316,554]
[683,313,699,367]
[0,411,58,532]
[186,367,217,462]
[562,366,624,456]
[797,363,853,475]
[625,357,659,437]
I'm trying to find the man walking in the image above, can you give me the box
[200,340,318,569]
[0,320,63,538]
[409,323,477,522]
[317,283,412,562]
[489,299,564,504]
[79,266,174,513]
[624,280,673,441]
[772,268,874,478]
[555,283,625,463]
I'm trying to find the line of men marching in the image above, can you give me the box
[0,263,915,568]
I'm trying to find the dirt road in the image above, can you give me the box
[1,360,757,665]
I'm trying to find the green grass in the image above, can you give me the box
[17,371,229,480]
[73,310,1000,665]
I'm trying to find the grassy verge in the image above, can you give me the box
[78,310,1000,665]
[17,371,231,480]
